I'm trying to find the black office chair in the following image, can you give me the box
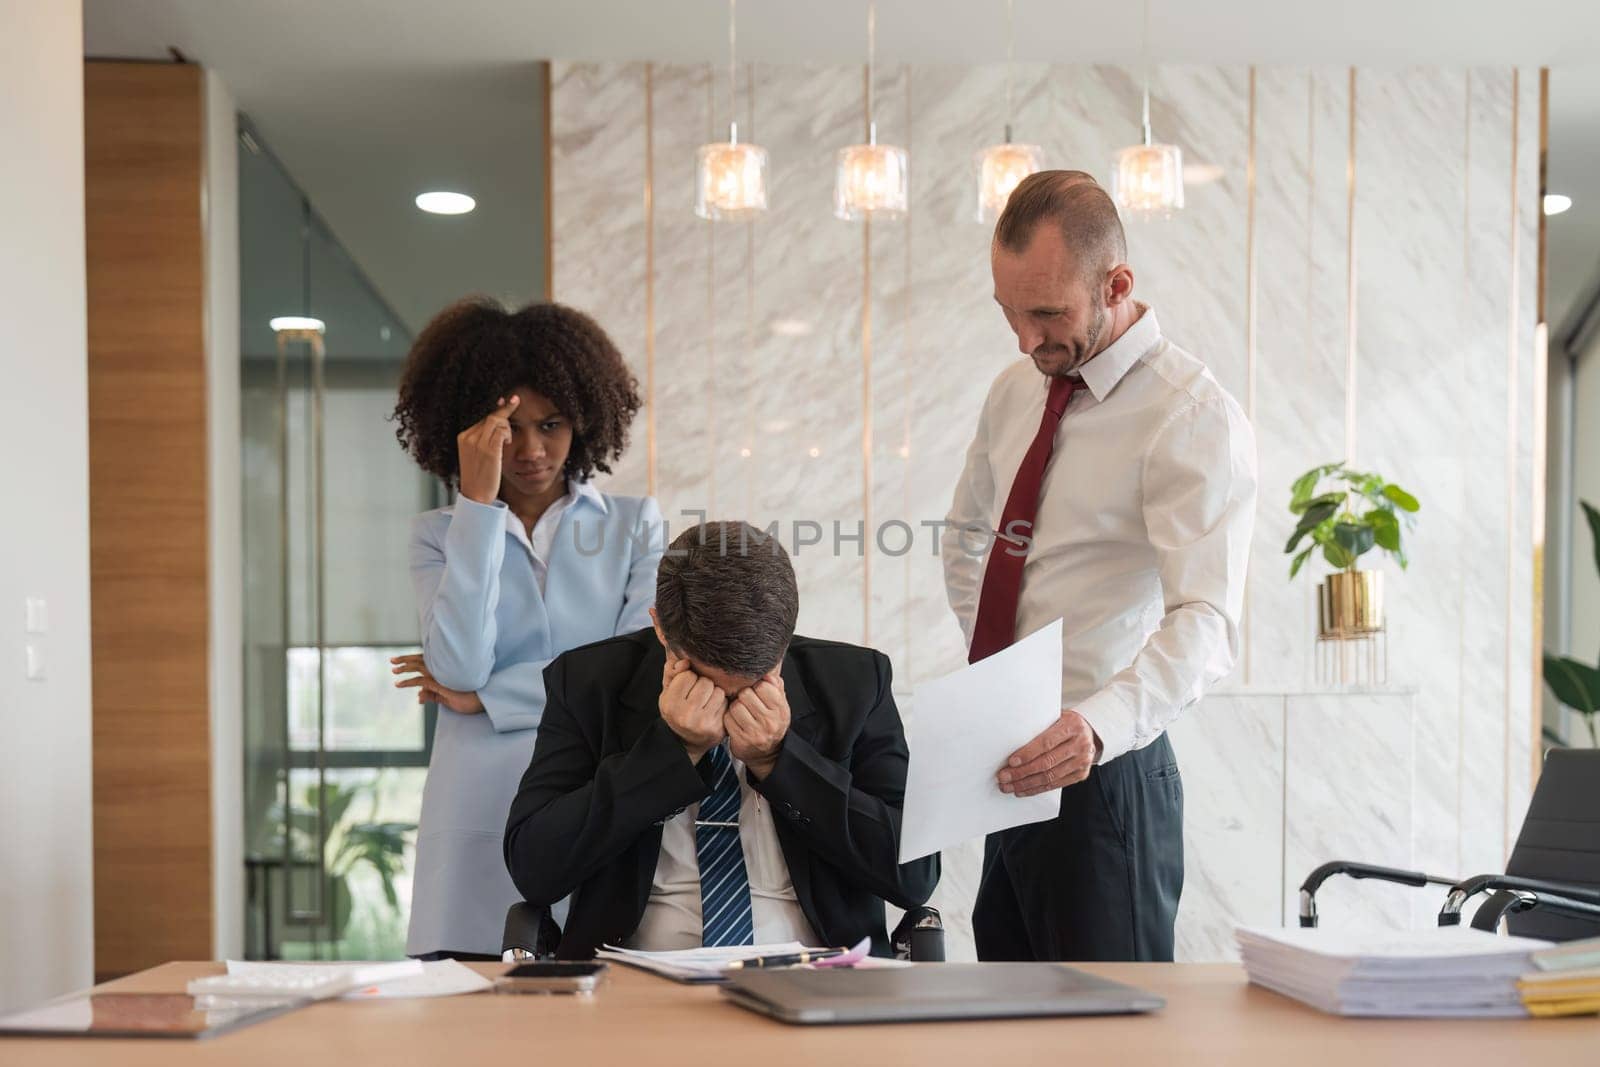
[501,902,946,962]
[1298,748,1600,938]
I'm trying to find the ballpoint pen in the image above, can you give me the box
[725,947,848,970]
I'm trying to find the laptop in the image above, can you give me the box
[720,963,1164,1025]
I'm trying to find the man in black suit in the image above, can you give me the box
[504,521,938,959]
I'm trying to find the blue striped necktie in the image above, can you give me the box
[696,743,754,947]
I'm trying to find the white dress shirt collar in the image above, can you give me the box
[508,478,606,562]
[1077,303,1161,403]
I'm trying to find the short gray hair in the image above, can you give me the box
[655,522,798,679]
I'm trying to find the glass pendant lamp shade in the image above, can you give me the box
[975,0,1040,224]
[1114,0,1184,219]
[974,140,1043,222]
[1111,140,1185,217]
[695,126,769,220]
[834,1,907,222]
[833,137,909,221]
[695,0,768,220]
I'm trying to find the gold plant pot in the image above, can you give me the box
[1318,570,1384,639]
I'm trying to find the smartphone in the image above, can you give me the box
[494,961,608,995]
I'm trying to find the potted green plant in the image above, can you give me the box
[275,778,415,942]
[1544,500,1600,747]
[1284,462,1420,637]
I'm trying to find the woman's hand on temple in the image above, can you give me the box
[456,395,518,505]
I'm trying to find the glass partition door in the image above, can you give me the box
[239,119,438,959]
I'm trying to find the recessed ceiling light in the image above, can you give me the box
[269,316,325,333]
[1544,193,1573,216]
[416,191,476,215]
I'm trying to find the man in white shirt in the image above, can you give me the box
[942,170,1257,961]
[505,521,938,958]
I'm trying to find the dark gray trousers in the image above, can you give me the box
[973,732,1184,962]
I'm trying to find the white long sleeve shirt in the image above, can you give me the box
[941,306,1258,764]
[627,757,818,951]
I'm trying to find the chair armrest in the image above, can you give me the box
[501,901,562,961]
[1298,861,1458,927]
[891,906,945,962]
[1438,874,1600,928]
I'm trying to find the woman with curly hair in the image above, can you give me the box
[389,297,662,959]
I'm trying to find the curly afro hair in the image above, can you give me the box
[392,297,642,488]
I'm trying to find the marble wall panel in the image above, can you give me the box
[1284,693,1416,931]
[1168,695,1286,961]
[1351,68,1470,918]
[1461,67,1516,878]
[1249,68,1350,692]
[865,63,913,669]
[650,63,716,526]
[550,61,650,498]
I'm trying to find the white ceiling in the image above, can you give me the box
[84,0,1600,336]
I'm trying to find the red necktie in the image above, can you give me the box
[968,374,1083,663]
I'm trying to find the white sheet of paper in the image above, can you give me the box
[898,619,1065,863]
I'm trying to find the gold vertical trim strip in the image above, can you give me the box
[644,64,657,497]
[1532,68,1550,788]
[1503,66,1520,862]
[1242,66,1257,686]
[1344,67,1359,464]
[541,61,554,301]
[1456,68,1472,873]
[1305,70,1317,683]
[706,65,719,518]
[1531,322,1548,781]
[860,60,874,647]
[902,67,914,676]
[744,62,757,521]
[862,219,874,646]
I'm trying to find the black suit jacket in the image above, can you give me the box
[503,628,939,959]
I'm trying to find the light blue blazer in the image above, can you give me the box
[404,485,663,956]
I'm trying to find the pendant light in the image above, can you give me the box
[695,0,768,220]
[833,1,908,221]
[974,0,1043,223]
[1111,0,1184,218]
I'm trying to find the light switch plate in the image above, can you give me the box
[25,642,45,681]
[24,597,47,634]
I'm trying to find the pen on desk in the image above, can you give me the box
[725,948,847,970]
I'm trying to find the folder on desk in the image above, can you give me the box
[594,942,811,983]
[1520,935,1600,1017]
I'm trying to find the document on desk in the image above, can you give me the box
[595,942,809,983]
[898,619,1064,864]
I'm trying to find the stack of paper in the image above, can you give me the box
[595,942,808,983]
[1236,926,1553,1017]
[1520,936,1600,1017]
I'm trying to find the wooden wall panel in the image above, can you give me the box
[85,60,212,978]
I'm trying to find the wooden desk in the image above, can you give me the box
[4,962,1594,1066]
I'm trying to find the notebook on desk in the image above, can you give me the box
[720,963,1164,1025]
